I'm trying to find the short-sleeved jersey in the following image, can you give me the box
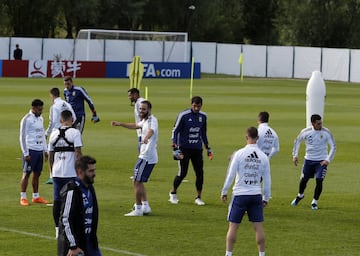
[138,115,158,164]
[45,97,76,137]
[134,97,146,137]
[20,110,47,155]
[172,109,209,150]
[221,144,271,202]
[48,127,82,177]
[292,126,336,162]
[64,85,95,117]
[257,122,280,158]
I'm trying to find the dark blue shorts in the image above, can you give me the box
[22,149,44,173]
[302,159,327,180]
[53,177,75,201]
[228,194,264,223]
[133,158,155,182]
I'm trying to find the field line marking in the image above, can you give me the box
[0,227,148,256]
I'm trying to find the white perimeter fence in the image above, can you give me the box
[0,37,359,82]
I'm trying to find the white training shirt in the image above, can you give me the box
[221,144,271,202]
[45,97,76,137]
[138,115,158,164]
[292,126,336,162]
[134,97,146,137]
[20,110,47,156]
[257,122,280,158]
[48,126,82,177]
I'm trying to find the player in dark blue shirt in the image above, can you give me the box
[63,76,99,133]
[169,96,213,206]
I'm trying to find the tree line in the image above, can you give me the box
[1,0,360,48]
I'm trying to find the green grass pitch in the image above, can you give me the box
[0,76,359,255]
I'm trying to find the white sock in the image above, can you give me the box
[225,251,232,256]
[20,192,27,199]
[136,204,142,211]
[142,201,149,206]
[33,193,39,199]
[298,193,304,198]
[259,252,265,256]
[311,199,318,205]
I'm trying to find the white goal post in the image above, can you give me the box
[76,29,189,62]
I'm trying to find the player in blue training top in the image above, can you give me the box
[63,76,99,133]
[169,96,213,206]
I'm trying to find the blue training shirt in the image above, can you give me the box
[64,85,95,118]
[172,108,209,150]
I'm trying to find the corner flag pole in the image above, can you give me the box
[239,50,243,81]
[190,56,195,99]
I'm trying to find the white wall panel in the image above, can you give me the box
[192,42,216,73]
[135,41,163,62]
[243,45,266,77]
[74,39,104,61]
[322,48,349,82]
[267,46,293,78]
[294,47,321,79]
[43,38,74,61]
[0,38,10,59]
[349,49,360,83]
[216,43,242,75]
[105,40,134,61]
[164,41,187,62]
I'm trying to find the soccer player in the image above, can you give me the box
[257,111,280,158]
[48,110,82,238]
[221,127,271,256]
[19,99,49,206]
[45,87,76,184]
[63,76,99,133]
[291,114,336,210]
[169,96,213,206]
[127,87,146,151]
[57,156,101,256]
[111,100,158,216]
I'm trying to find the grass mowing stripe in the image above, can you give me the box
[0,227,148,256]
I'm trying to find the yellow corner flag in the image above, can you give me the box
[238,53,243,64]
[239,53,244,81]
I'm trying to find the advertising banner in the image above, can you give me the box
[106,62,201,78]
[1,60,199,78]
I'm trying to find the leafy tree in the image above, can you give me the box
[241,0,279,44]
[276,0,360,48]
[3,0,59,37]
[59,0,100,38]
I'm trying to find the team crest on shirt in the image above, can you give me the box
[199,116,202,122]
[72,91,76,96]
